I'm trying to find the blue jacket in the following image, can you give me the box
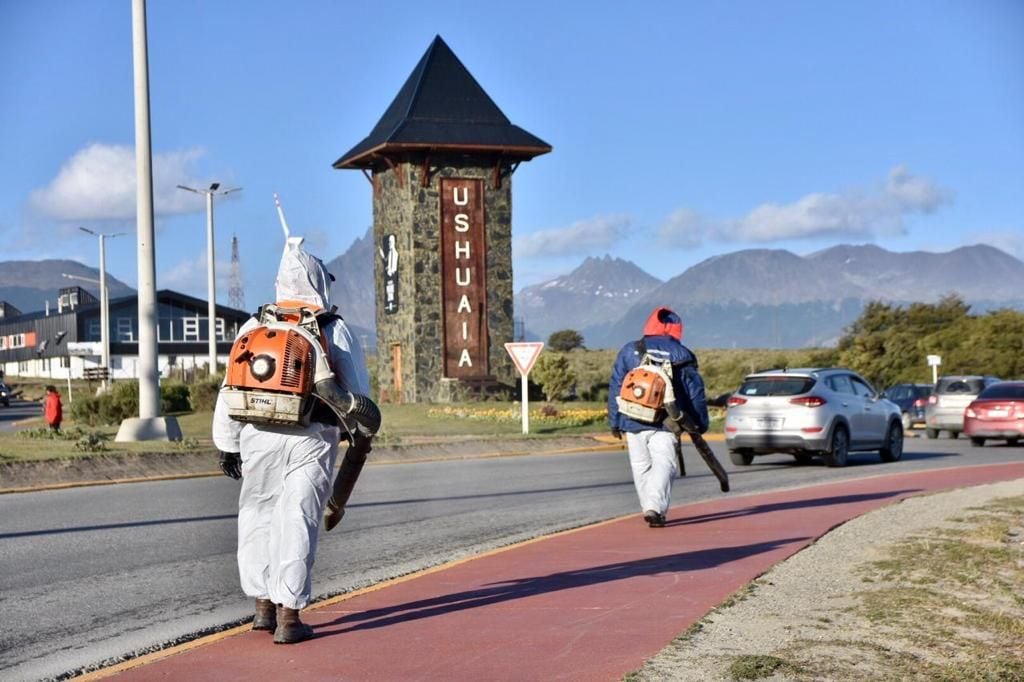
[607,335,709,434]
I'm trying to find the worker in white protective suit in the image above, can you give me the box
[212,237,370,644]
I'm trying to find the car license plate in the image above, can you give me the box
[988,409,1008,418]
[756,417,783,429]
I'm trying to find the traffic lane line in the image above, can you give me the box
[1,433,728,495]
[99,462,1024,681]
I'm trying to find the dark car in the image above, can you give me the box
[0,381,10,407]
[882,383,933,430]
[963,381,1024,447]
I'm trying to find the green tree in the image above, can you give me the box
[835,295,1024,388]
[547,329,586,352]
[531,353,576,401]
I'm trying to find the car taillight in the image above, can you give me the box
[913,398,927,408]
[790,396,826,407]
[928,395,938,405]
[727,396,747,407]
[965,407,977,418]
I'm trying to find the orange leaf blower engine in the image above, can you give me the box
[616,350,679,424]
[220,303,381,435]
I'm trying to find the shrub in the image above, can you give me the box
[71,379,216,426]
[189,376,222,412]
[73,432,108,452]
[532,353,576,402]
[161,381,192,413]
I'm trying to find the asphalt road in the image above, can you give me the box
[0,399,40,432]
[0,435,1020,680]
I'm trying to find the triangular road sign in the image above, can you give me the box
[504,342,544,375]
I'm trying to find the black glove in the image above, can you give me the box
[662,417,683,436]
[351,432,373,457]
[219,451,242,480]
[676,412,700,434]
[610,427,622,440]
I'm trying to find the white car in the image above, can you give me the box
[725,368,904,467]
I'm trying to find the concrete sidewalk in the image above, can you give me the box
[91,462,1024,681]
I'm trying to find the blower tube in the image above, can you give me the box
[314,378,381,532]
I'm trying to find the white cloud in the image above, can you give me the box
[657,166,951,246]
[161,250,234,299]
[657,209,711,248]
[515,214,632,258]
[28,143,212,221]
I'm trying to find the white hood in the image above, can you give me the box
[274,237,334,309]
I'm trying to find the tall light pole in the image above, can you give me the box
[78,227,127,390]
[117,0,182,443]
[177,182,241,374]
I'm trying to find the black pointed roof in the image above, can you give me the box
[333,36,551,169]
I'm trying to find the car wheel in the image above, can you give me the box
[880,421,904,462]
[970,437,985,447]
[901,412,912,430]
[925,428,938,439]
[948,431,959,440]
[728,449,754,466]
[824,425,849,468]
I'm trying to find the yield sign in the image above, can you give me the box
[504,342,544,375]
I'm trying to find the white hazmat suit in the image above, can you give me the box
[213,238,369,612]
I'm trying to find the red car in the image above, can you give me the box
[963,381,1024,447]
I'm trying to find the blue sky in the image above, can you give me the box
[2,1,1022,310]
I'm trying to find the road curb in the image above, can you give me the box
[0,433,723,495]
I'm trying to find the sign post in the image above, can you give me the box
[504,342,544,434]
[927,354,942,385]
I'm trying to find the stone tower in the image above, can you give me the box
[334,36,550,402]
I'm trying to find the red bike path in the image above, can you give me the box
[96,462,1024,681]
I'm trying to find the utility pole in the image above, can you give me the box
[78,228,127,391]
[177,183,241,374]
[116,0,181,441]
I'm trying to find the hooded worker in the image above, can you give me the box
[213,237,371,644]
[608,307,709,527]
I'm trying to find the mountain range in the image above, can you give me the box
[565,244,1024,348]
[4,243,1022,350]
[0,260,135,314]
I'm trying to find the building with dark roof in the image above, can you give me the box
[333,35,551,171]
[0,286,250,381]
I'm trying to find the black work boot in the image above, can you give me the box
[273,605,314,644]
[643,510,666,528]
[252,598,276,632]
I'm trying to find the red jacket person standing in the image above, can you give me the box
[44,385,63,432]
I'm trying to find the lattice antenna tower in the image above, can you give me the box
[228,234,246,310]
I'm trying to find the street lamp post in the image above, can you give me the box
[177,182,241,374]
[78,228,127,390]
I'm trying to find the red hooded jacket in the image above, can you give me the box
[45,391,63,426]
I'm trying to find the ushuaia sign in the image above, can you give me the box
[440,178,488,378]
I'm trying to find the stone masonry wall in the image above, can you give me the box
[373,157,515,403]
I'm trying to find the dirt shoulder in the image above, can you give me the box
[0,434,623,492]
[629,477,1024,681]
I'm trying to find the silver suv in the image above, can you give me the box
[924,375,1001,439]
[725,368,903,467]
